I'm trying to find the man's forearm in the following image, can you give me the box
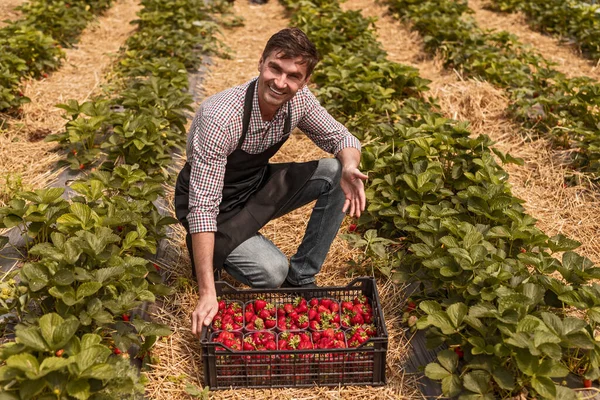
[336,147,361,169]
[191,232,216,295]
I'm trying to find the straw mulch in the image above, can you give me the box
[468,0,600,81]
[0,0,141,203]
[144,1,417,399]
[0,0,24,27]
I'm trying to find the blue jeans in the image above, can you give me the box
[223,158,346,287]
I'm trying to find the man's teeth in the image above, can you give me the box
[269,85,283,95]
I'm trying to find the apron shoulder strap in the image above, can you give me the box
[283,102,292,136]
[238,80,256,150]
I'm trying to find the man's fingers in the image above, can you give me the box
[354,197,361,218]
[191,313,198,336]
[342,198,350,213]
[356,171,368,180]
[359,187,366,212]
[204,308,218,327]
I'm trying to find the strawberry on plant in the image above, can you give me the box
[583,379,592,388]
[122,313,130,322]
[454,346,464,359]
[113,347,122,355]
[406,301,416,312]
[348,223,357,232]
[55,349,64,357]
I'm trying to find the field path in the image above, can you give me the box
[0,0,140,201]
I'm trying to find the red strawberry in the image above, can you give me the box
[342,301,353,312]
[583,379,592,388]
[265,340,276,350]
[113,348,122,355]
[294,297,308,313]
[264,317,276,329]
[406,301,416,312]
[454,346,464,359]
[348,223,357,232]
[255,299,267,312]
[351,313,364,325]
[55,349,64,357]
[122,313,130,322]
[259,308,271,320]
[297,314,309,329]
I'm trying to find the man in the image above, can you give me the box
[175,28,367,336]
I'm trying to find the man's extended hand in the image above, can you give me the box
[191,293,218,336]
[340,165,368,218]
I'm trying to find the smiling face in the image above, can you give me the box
[257,51,310,121]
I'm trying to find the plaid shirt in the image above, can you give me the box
[185,77,361,234]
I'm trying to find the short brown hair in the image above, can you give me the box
[261,28,319,77]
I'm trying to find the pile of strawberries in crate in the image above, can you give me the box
[210,294,378,352]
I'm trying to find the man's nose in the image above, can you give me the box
[274,74,287,88]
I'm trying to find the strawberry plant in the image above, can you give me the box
[17,0,114,46]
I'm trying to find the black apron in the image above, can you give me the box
[174,81,318,273]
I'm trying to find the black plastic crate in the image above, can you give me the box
[200,277,388,389]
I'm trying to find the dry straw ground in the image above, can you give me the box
[0,0,140,203]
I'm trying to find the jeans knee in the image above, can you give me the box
[254,255,288,288]
[315,158,342,188]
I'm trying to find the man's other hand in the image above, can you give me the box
[191,293,218,336]
[340,166,368,218]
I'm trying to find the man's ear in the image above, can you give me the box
[302,74,312,87]
[258,57,264,72]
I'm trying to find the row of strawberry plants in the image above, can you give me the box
[283,0,600,397]
[0,0,229,398]
[385,0,600,184]
[487,0,600,62]
[0,0,115,114]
